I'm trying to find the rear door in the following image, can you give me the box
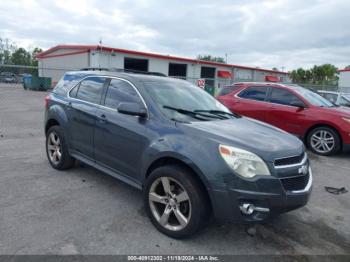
[94,78,148,181]
[265,87,307,136]
[233,86,270,122]
[68,76,106,160]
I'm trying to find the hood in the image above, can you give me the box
[316,106,350,117]
[181,117,304,162]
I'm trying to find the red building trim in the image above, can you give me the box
[339,69,350,72]
[37,44,288,75]
[37,49,89,59]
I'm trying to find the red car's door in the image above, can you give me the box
[265,87,308,136]
[231,86,270,122]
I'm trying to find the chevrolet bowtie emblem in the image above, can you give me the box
[298,165,308,175]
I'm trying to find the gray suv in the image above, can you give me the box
[44,70,312,238]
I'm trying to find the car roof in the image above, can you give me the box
[64,70,182,84]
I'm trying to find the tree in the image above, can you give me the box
[31,47,43,66]
[272,67,278,71]
[290,64,338,85]
[11,47,32,65]
[197,55,226,63]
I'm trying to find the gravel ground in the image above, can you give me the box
[0,84,349,255]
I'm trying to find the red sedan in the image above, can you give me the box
[217,82,350,155]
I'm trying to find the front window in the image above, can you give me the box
[143,80,231,122]
[269,87,304,106]
[290,86,334,107]
[104,79,143,109]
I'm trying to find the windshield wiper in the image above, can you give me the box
[163,106,226,120]
[194,109,241,118]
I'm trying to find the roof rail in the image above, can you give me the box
[79,67,166,77]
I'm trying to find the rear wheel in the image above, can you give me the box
[46,126,75,170]
[307,126,341,155]
[144,165,210,238]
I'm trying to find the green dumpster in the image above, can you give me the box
[23,76,52,91]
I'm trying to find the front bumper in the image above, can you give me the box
[209,168,312,223]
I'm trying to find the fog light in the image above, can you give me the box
[239,203,270,215]
[240,203,255,215]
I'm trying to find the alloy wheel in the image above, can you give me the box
[47,132,62,165]
[148,177,191,231]
[310,130,335,154]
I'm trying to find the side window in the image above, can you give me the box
[269,88,303,106]
[238,86,268,101]
[104,79,143,109]
[76,77,106,104]
[323,93,337,104]
[218,85,240,96]
[340,96,350,106]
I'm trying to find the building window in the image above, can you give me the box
[124,57,148,72]
[168,63,187,79]
[200,66,216,88]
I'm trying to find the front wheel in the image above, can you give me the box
[307,126,341,156]
[144,165,210,238]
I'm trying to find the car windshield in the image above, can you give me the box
[291,86,334,107]
[144,80,232,122]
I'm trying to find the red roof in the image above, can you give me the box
[339,69,350,72]
[36,44,288,75]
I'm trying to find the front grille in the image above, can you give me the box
[281,173,309,191]
[274,153,305,167]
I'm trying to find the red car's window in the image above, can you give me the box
[238,86,268,101]
[269,87,303,106]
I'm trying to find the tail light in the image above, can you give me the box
[45,95,50,109]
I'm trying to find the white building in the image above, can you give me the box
[37,44,290,92]
[339,69,350,93]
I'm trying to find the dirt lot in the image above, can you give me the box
[0,84,349,255]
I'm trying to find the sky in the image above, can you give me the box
[0,0,349,71]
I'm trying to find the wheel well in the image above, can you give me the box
[304,124,342,146]
[45,119,60,134]
[145,157,213,211]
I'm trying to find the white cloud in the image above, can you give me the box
[0,0,349,70]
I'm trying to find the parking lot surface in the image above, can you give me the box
[0,84,349,255]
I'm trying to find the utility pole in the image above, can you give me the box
[98,38,103,68]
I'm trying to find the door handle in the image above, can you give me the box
[98,114,107,123]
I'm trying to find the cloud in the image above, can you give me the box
[0,0,349,70]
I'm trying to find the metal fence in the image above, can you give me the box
[1,64,349,96]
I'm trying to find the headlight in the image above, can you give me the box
[219,145,270,178]
[342,117,350,124]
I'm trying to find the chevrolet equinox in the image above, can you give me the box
[44,70,312,238]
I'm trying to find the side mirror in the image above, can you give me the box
[290,100,306,109]
[117,102,147,117]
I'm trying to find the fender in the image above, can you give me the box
[46,103,70,138]
[140,135,226,191]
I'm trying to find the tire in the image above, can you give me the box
[46,125,75,170]
[306,126,341,156]
[144,165,210,239]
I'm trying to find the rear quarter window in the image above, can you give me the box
[218,85,240,96]
[53,73,87,96]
